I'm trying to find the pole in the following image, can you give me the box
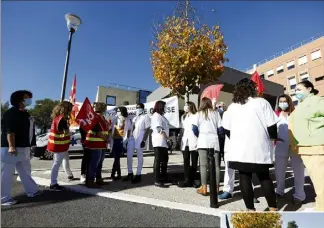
[60,29,75,102]
[208,148,218,208]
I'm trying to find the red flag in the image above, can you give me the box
[69,74,76,105]
[251,71,265,95]
[201,84,224,100]
[75,98,98,132]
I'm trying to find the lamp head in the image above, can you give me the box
[65,13,82,32]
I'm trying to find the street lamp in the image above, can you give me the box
[60,13,82,102]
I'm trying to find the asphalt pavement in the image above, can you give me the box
[1,182,220,227]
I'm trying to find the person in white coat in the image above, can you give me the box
[123,103,151,183]
[274,94,306,204]
[1,90,42,206]
[151,101,170,187]
[178,101,199,188]
[193,97,222,196]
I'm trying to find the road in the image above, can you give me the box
[1,182,220,227]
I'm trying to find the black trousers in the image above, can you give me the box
[182,146,199,182]
[153,147,169,182]
[81,147,90,176]
[239,171,277,210]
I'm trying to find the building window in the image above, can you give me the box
[288,76,297,90]
[299,71,310,82]
[298,55,308,66]
[260,74,265,79]
[287,60,295,70]
[267,69,274,77]
[315,76,324,82]
[137,90,152,104]
[276,65,284,74]
[106,95,116,106]
[311,49,322,61]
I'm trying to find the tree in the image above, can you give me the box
[231,212,282,228]
[150,0,227,101]
[1,102,10,118]
[287,221,298,228]
[29,99,59,134]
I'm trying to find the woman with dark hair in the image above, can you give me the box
[1,90,42,206]
[178,102,199,188]
[193,97,222,196]
[274,94,306,204]
[151,100,170,187]
[289,81,324,211]
[110,106,132,180]
[222,78,279,211]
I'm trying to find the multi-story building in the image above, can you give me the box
[95,84,151,106]
[246,33,324,105]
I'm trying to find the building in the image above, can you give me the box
[95,84,152,106]
[246,33,324,104]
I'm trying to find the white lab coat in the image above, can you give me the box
[132,114,151,149]
[180,114,198,151]
[193,109,222,151]
[274,112,306,200]
[222,97,279,165]
[151,113,169,148]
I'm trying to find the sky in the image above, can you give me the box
[2,1,324,104]
[221,212,324,228]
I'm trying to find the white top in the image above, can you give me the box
[193,109,222,150]
[150,112,169,148]
[275,112,290,157]
[181,113,198,151]
[110,116,133,148]
[222,111,230,153]
[222,97,279,164]
[132,114,151,149]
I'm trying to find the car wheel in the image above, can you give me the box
[43,150,54,160]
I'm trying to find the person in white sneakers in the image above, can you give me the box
[1,90,42,206]
[123,103,151,183]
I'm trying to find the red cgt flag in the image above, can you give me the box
[75,97,98,132]
[201,84,224,100]
[251,71,265,95]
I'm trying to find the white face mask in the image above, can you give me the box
[184,105,189,113]
[278,102,289,110]
[136,108,144,116]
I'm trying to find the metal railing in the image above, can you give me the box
[245,32,324,72]
[104,82,152,92]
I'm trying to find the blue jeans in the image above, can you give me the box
[112,139,123,177]
[96,150,106,179]
[87,149,105,181]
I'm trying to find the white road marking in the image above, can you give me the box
[17,176,222,217]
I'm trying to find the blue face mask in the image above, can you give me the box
[23,98,32,107]
[278,102,289,110]
[217,108,223,113]
[295,92,306,101]
[136,108,144,116]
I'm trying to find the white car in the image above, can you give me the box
[32,129,84,160]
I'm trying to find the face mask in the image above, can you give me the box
[218,108,223,113]
[295,91,308,101]
[278,102,289,110]
[23,98,32,107]
[184,105,189,113]
[136,108,144,116]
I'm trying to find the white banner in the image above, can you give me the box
[104,96,180,128]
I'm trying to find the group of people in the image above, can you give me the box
[1,78,323,212]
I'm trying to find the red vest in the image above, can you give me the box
[47,115,71,153]
[84,115,109,150]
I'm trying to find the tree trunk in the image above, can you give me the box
[185,86,189,103]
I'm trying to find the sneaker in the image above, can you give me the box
[218,191,232,200]
[1,199,18,206]
[154,181,164,187]
[254,198,260,203]
[49,184,64,191]
[132,175,142,184]
[68,175,74,181]
[27,191,43,198]
[293,197,304,205]
[80,175,86,184]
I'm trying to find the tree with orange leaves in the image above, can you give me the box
[150,1,227,101]
[230,212,282,228]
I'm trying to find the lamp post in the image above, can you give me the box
[60,13,82,102]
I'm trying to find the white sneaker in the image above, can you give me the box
[303,207,315,212]
[80,175,86,184]
[27,191,43,198]
[1,199,18,206]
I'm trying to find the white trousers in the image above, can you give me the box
[50,152,73,185]
[1,160,38,203]
[275,153,306,201]
[223,152,235,194]
[127,139,144,175]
